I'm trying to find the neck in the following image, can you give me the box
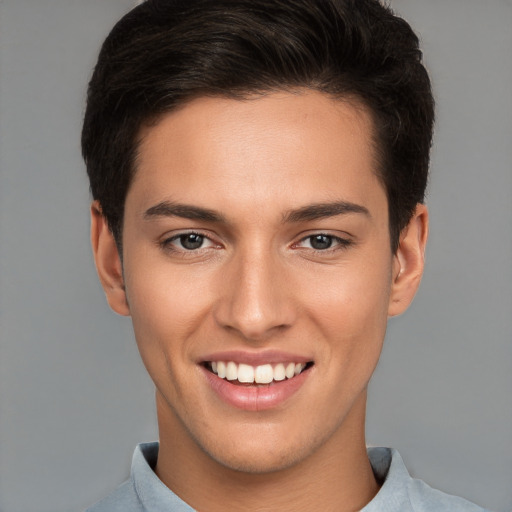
[155,391,379,512]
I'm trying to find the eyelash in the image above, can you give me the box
[293,234,353,252]
[160,231,217,253]
[160,231,353,254]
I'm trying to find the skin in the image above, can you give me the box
[91,90,428,511]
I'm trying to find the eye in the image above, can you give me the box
[177,233,205,250]
[163,232,217,251]
[295,234,352,251]
[308,234,334,250]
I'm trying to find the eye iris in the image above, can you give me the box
[310,235,332,250]
[180,233,204,250]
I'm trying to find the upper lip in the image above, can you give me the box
[198,350,313,366]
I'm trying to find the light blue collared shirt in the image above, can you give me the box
[86,442,491,511]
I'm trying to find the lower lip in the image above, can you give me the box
[201,366,311,411]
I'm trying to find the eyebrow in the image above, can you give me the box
[283,201,370,223]
[143,199,370,224]
[144,201,226,222]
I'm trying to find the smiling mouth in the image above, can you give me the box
[204,361,314,385]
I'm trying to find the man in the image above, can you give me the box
[82,0,489,510]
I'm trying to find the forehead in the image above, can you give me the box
[129,91,386,219]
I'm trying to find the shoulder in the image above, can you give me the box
[85,479,143,512]
[364,447,491,512]
[407,477,491,512]
[85,442,195,512]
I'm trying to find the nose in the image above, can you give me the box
[213,247,296,341]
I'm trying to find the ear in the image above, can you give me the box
[388,203,429,317]
[90,201,130,316]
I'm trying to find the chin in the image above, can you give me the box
[196,423,329,475]
[210,447,307,475]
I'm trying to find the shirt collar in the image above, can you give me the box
[362,447,413,511]
[131,442,195,512]
[131,443,411,512]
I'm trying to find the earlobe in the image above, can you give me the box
[90,201,130,316]
[388,204,428,317]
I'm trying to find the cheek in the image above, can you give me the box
[125,256,213,333]
[301,257,392,388]
[304,257,392,336]
[122,258,215,389]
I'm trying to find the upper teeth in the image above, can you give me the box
[211,361,306,384]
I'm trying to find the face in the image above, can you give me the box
[93,90,426,474]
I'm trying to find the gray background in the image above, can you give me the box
[0,1,510,511]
